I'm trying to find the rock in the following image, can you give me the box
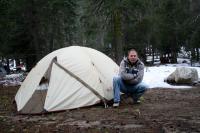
[165,67,199,85]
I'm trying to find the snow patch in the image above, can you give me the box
[144,64,200,89]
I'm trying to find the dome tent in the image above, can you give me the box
[15,46,119,114]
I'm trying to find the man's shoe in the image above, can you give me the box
[113,102,119,107]
[133,100,141,104]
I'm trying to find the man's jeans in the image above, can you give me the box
[113,76,148,103]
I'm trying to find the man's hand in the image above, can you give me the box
[125,67,138,78]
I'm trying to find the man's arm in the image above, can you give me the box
[128,63,144,84]
[119,60,135,80]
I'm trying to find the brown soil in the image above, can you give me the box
[0,85,200,133]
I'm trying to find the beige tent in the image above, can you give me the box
[15,46,119,114]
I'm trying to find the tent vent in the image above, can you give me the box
[39,77,48,85]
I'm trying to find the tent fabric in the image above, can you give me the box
[53,61,107,106]
[44,62,100,111]
[19,90,47,114]
[15,46,119,114]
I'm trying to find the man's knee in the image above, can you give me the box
[113,76,122,83]
[138,82,148,92]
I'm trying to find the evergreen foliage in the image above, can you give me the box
[0,0,199,69]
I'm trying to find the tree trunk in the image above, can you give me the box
[25,0,40,71]
[190,48,195,66]
[15,59,21,72]
[112,9,123,64]
[171,51,177,63]
[26,55,37,72]
[196,47,199,61]
[6,58,10,74]
[191,48,196,61]
[152,47,155,65]
[49,28,54,53]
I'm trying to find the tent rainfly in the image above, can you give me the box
[15,46,119,114]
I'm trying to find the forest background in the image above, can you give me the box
[0,0,199,71]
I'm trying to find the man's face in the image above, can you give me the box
[128,51,138,64]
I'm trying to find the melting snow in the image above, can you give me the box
[144,64,200,89]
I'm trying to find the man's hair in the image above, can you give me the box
[128,49,138,56]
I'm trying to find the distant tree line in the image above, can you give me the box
[0,0,199,71]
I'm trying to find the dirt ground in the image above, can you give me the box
[0,85,200,133]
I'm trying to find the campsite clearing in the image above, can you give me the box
[0,86,200,133]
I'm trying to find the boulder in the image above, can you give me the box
[165,67,199,85]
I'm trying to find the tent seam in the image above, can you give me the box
[53,60,108,108]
